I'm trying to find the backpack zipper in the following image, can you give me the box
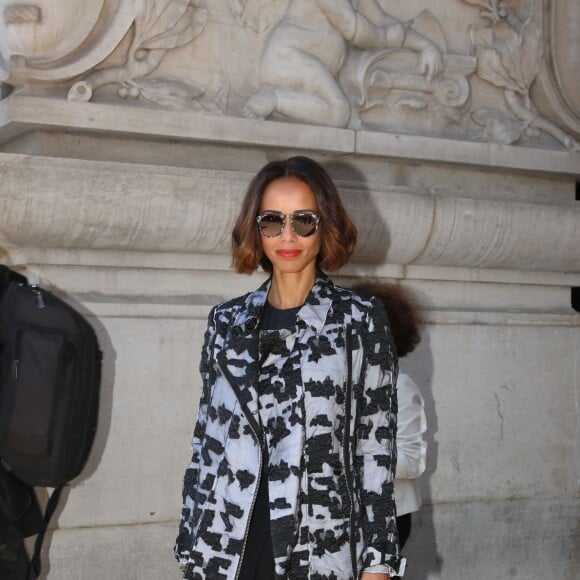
[12,330,22,380]
[31,285,46,309]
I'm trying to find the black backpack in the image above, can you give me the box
[0,265,102,578]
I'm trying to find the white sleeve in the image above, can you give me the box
[395,372,427,480]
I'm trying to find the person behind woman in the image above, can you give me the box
[175,156,405,579]
[351,282,427,562]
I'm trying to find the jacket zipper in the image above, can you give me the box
[216,359,265,580]
[343,328,358,579]
[235,437,264,580]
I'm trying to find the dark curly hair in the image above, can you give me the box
[352,281,422,357]
[232,156,357,274]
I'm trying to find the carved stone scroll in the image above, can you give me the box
[341,49,476,128]
[0,0,210,111]
[0,0,135,85]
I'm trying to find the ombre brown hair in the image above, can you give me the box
[232,156,357,274]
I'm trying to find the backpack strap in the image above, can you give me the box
[28,485,64,580]
[0,265,28,295]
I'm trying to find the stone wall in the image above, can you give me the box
[1,1,578,579]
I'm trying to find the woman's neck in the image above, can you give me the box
[268,269,316,309]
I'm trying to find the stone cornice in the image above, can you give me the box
[0,95,578,176]
[1,152,578,276]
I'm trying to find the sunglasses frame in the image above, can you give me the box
[256,210,321,238]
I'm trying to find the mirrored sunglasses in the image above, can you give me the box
[256,211,321,238]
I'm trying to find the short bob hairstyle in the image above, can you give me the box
[352,281,422,358]
[232,156,357,274]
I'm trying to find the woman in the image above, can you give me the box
[175,156,404,579]
[352,282,427,568]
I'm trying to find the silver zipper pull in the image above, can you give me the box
[32,286,46,309]
[12,359,20,379]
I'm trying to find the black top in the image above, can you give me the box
[238,301,302,579]
[260,301,301,330]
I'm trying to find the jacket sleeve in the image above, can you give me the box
[356,298,404,576]
[174,306,218,562]
[395,373,427,481]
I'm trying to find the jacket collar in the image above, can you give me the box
[231,269,334,334]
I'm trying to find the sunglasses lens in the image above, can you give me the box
[257,212,319,237]
[258,213,284,237]
[293,213,319,237]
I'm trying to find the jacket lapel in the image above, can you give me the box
[216,279,270,443]
[298,271,334,334]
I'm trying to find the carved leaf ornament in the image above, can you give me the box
[123,77,207,111]
[471,108,525,145]
[67,0,209,107]
[465,0,578,149]
[135,0,206,52]
[470,17,541,95]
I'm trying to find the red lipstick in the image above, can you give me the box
[276,249,301,258]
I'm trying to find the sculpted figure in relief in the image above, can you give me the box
[242,0,444,127]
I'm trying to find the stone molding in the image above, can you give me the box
[1,152,578,276]
[0,95,578,175]
[2,259,578,326]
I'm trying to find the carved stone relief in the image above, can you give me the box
[0,0,211,111]
[67,0,210,110]
[228,0,288,33]
[240,1,477,133]
[339,12,476,133]
[0,0,578,151]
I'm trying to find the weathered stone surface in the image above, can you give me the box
[403,499,579,580]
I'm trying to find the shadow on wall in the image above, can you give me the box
[323,159,390,266]
[30,289,116,579]
[402,329,443,579]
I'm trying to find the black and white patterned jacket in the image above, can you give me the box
[175,271,402,579]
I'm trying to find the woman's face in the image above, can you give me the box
[258,176,321,277]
